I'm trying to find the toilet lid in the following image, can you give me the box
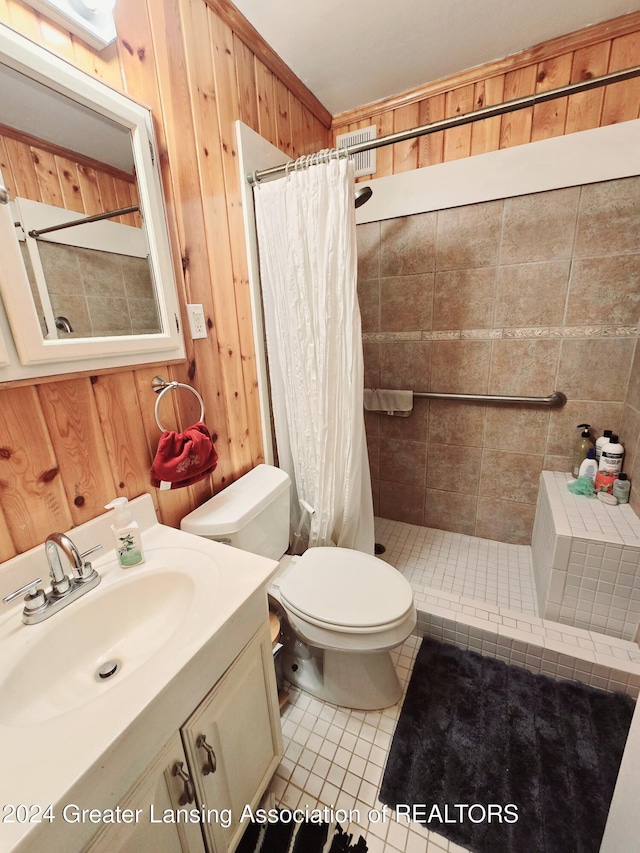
[279,547,414,631]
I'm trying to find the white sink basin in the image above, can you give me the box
[0,549,219,726]
[0,568,200,726]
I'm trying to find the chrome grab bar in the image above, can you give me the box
[411,390,566,407]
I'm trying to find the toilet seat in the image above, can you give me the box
[278,547,414,634]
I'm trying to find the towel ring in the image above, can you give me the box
[152,376,205,432]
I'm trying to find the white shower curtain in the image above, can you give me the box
[253,155,374,554]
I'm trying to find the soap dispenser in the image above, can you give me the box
[572,424,594,478]
[104,497,145,568]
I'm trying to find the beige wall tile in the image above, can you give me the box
[76,247,126,297]
[380,273,434,332]
[380,212,436,276]
[625,343,640,413]
[574,176,640,258]
[367,434,380,481]
[87,295,131,335]
[129,297,161,334]
[484,407,550,453]
[49,293,91,337]
[356,221,380,280]
[619,405,640,476]
[479,449,544,504]
[426,443,482,494]
[358,279,380,333]
[566,254,640,326]
[494,261,570,327]
[489,339,561,397]
[428,399,486,447]
[122,256,154,299]
[379,340,432,390]
[436,200,503,271]
[38,243,83,294]
[363,342,380,389]
[424,490,478,536]
[380,397,430,441]
[475,497,536,544]
[379,481,424,525]
[380,438,427,487]
[431,340,491,393]
[557,338,635,402]
[433,267,496,329]
[546,401,623,458]
[500,186,580,264]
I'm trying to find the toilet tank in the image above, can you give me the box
[180,464,291,560]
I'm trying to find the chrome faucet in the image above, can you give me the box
[3,534,102,625]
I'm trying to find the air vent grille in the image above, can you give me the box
[335,125,377,177]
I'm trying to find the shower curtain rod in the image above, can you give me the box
[248,64,640,184]
[27,205,140,239]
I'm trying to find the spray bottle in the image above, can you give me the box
[104,497,145,568]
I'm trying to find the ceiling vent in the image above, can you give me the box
[335,125,377,178]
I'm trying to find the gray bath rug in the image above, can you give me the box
[379,637,634,853]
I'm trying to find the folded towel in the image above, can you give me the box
[364,389,413,417]
[150,422,218,490]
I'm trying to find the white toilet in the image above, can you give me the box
[180,464,416,709]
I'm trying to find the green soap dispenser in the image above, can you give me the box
[572,424,594,478]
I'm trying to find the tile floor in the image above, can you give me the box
[264,519,639,851]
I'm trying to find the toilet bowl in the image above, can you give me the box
[180,465,416,709]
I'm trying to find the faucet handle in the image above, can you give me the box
[77,544,102,581]
[3,578,46,615]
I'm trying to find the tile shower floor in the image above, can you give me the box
[264,520,543,852]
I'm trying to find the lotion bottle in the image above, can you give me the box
[578,448,597,482]
[104,497,145,568]
[612,473,630,504]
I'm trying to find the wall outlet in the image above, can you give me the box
[187,303,207,339]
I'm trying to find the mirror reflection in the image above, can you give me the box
[0,60,160,340]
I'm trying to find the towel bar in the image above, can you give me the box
[411,390,567,407]
[151,375,206,431]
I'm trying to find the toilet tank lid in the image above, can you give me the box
[180,464,290,536]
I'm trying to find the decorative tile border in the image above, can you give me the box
[362,325,639,343]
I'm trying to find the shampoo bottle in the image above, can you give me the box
[572,424,594,478]
[594,434,625,494]
[104,497,145,568]
[595,429,613,463]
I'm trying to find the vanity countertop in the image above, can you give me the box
[0,495,278,852]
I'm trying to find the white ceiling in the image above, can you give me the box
[232,0,640,115]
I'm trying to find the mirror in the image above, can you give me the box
[0,23,185,382]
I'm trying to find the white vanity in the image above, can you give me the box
[0,495,283,853]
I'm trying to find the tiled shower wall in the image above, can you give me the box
[358,175,640,544]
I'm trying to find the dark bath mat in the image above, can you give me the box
[379,637,634,853]
[235,812,368,853]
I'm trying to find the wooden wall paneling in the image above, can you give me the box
[70,36,122,89]
[499,66,537,148]
[602,32,640,124]
[55,157,85,213]
[91,371,158,506]
[177,0,253,478]
[443,84,474,161]
[274,75,293,159]
[416,95,445,167]
[372,110,394,177]
[31,146,63,207]
[289,94,305,160]
[206,6,262,469]
[565,42,611,134]
[132,0,231,492]
[234,34,260,133]
[470,75,504,156]
[392,103,419,173]
[255,58,278,147]
[37,378,118,526]
[4,0,41,42]
[0,136,17,198]
[301,105,315,154]
[0,509,16,563]
[307,112,332,154]
[530,53,573,141]
[133,365,201,527]
[4,137,42,201]
[0,385,73,554]
[77,166,105,216]
[95,171,120,218]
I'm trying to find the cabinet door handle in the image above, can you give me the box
[172,760,195,805]
[196,734,217,775]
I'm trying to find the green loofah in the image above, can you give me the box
[567,475,596,497]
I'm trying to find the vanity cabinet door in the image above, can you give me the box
[84,733,206,853]
[181,625,283,853]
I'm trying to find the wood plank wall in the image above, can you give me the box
[332,12,640,174]
[0,0,331,559]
